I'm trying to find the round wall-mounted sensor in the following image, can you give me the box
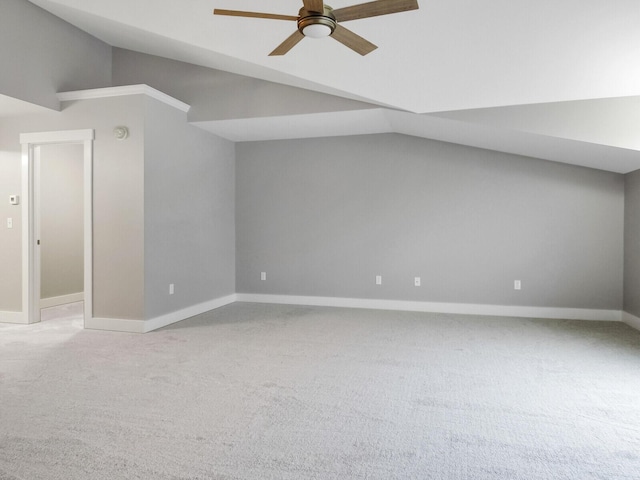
[113,126,129,140]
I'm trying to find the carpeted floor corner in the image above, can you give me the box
[1,302,640,479]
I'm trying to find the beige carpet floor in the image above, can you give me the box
[1,302,640,479]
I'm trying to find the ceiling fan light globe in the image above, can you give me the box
[302,23,332,38]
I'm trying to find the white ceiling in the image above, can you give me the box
[23,0,640,172]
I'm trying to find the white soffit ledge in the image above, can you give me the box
[387,110,640,174]
[57,84,190,112]
[193,107,640,174]
[192,108,393,143]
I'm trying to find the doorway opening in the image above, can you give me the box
[20,130,94,326]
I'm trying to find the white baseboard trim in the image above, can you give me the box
[143,294,237,333]
[40,292,84,309]
[72,293,630,332]
[85,294,238,333]
[0,311,27,324]
[235,294,622,322]
[622,311,640,331]
[85,316,146,333]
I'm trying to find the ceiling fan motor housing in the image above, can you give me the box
[298,6,337,37]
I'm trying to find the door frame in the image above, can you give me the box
[20,129,94,326]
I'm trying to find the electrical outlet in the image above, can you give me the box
[514,280,521,290]
[414,277,421,287]
[376,275,382,285]
[169,283,175,295]
[261,272,267,281]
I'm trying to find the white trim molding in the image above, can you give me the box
[40,292,84,309]
[67,293,629,333]
[57,85,191,113]
[0,311,27,324]
[143,294,237,333]
[21,130,94,326]
[85,317,146,334]
[622,311,640,331]
[236,294,622,322]
[20,129,94,145]
[85,294,237,333]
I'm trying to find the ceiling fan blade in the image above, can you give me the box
[333,0,418,22]
[269,30,305,56]
[213,9,298,21]
[303,0,325,13]
[331,24,377,55]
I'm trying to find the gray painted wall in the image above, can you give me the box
[0,0,631,320]
[0,93,236,322]
[0,95,145,319]
[236,134,624,309]
[143,97,235,319]
[0,0,112,110]
[39,143,84,300]
[624,169,640,317]
[0,142,22,311]
[112,48,376,123]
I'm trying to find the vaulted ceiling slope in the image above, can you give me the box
[25,0,640,173]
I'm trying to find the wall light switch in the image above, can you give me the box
[514,280,521,290]
[414,277,421,287]
[260,272,267,281]
[7,218,12,229]
[9,195,19,205]
[376,275,382,285]
[169,283,175,295]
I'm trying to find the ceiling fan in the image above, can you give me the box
[214,0,419,56]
